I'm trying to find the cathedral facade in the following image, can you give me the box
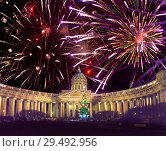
[0,69,166,120]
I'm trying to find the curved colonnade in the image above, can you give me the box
[94,70,166,118]
[0,70,165,119]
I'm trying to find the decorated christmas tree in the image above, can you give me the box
[79,93,89,119]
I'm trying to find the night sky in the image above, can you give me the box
[0,0,166,93]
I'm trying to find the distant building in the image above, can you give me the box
[0,69,166,120]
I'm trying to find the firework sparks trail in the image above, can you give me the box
[62,0,166,93]
[0,0,76,91]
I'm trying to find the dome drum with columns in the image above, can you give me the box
[71,67,87,91]
[0,70,165,120]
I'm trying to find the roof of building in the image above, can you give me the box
[71,67,87,82]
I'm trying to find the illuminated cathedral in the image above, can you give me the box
[0,69,166,120]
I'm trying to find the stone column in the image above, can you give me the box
[138,98,141,107]
[61,102,64,118]
[123,100,128,114]
[41,102,44,112]
[143,98,146,107]
[109,101,112,112]
[101,102,105,112]
[1,97,7,116]
[99,102,102,112]
[55,102,59,118]
[112,101,117,112]
[24,100,30,111]
[89,102,92,118]
[110,101,116,118]
[146,96,151,117]
[146,96,149,106]
[97,103,100,113]
[156,70,166,101]
[149,96,152,106]
[60,102,63,118]
[94,104,98,114]
[34,101,38,111]
[52,103,55,117]
[143,99,145,107]
[44,102,46,114]
[139,99,142,107]
[142,98,145,107]
[48,103,52,118]
[130,100,134,109]
[159,90,166,102]
[30,101,34,111]
[97,102,100,112]
[37,101,40,112]
[149,96,152,118]
[151,94,156,118]
[157,92,162,118]
[157,92,160,104]
[135,99,138,107]
[73,102,75,117]
[109,102,111,111]
[42,102,46,114]
[105,102,108,111]
[104,102,107,111]
[117,101,122,115]
[140,99,143,107]
[128,100,131,109]
[103,102,106,111]
[8,98,15,117]
[16,99,23,115]
[24,100,30,117]
[131,100,134,109]
[66,102,70,118]
[152,95,156,105]
[62,102,65,118]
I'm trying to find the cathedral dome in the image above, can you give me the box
[71,67,87,91]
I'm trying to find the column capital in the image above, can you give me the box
[26,100,30,102]
[16,98,24,102]
[1,96,8,100]
[8,97,16,100]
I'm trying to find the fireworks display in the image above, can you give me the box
[62,0,166,93]
[0,0,166,93]
[0,0,76,91]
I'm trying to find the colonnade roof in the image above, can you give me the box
[0,78,160,97]
[0,70,165,101]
